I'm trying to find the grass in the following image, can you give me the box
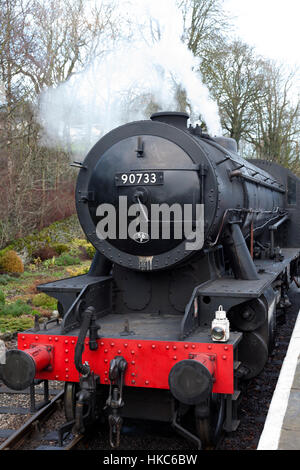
[54,253,81,266]
[0,316,35,333]
[32,293,58,310]
[0,299,37,317]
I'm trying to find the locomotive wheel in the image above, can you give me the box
[195,394,225,449]
[64,381,103,426]
[64,382,79,421]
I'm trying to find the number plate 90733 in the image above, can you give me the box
[115,171,164,186]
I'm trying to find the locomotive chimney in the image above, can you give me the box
[150,111,189,130]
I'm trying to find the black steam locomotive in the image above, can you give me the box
[1,111,300,449]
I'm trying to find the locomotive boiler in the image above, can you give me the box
[1,111,300,449]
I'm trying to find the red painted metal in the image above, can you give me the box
[17,334,234,394]
[189,353,216,378]
[24,344,53,372]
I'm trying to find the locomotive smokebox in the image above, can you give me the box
[1,345,52,391]
[168,355,215,405]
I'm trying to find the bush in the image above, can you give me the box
[0,290,5,306]
[85,244,96,259]
[0,299,34,317]
[42,257,56,268]
[0,247,12,258]
[71,238,87,248]
[32,246,58,261]
[0,274,12,285]
[0,250,24,273]
[65,265,90,276]
[55,253,80,266]
[0,215,84,261]
[32,293,57,310]
[70,238,95,259]
[51,243,69,255]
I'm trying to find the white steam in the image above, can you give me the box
[38,0,222,159]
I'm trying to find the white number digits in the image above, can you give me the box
[120,172,158,185]
[151,173,157,183]
[121,174,128,184]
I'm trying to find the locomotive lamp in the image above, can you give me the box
[211,306,230,342]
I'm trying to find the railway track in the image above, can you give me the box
[0,384,84,450]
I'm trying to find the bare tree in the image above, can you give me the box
[200,40,264,147]
[0,0,35,173]
[20,0,119,93]
[0,0,121,246]
[179,0,231,56]
[248,61,300,172]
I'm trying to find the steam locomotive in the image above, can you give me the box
[1,111,300,449]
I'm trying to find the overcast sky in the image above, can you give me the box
[224,0,300,67]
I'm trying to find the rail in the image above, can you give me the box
[0,389,83,450]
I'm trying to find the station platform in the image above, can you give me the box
[258,310,300,450]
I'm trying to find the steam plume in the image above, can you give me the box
[38,0,222,159]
